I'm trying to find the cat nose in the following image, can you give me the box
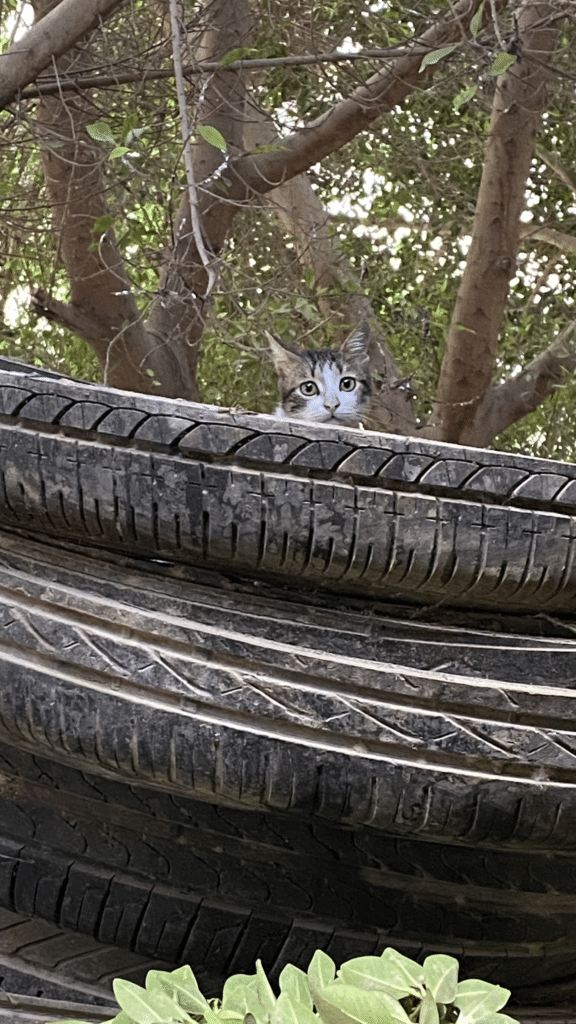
[324,395,340,411]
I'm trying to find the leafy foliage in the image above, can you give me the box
[53,947,520,1024]
[1,0,576,455]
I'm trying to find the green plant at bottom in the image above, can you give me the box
[55,947,520,1024]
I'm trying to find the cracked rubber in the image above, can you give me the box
[1,532,576,998]
[0,365,576,611]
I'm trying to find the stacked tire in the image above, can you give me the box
[0,361,575,1005]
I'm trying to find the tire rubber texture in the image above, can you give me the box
[1,534,576,998]
[0,994,114,1024]
[0,907,166,1006]
[0,367,576,612]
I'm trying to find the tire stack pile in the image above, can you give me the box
[0,359,576,1011]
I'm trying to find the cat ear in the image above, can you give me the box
[340,322,370,362]
[266,330,302,376]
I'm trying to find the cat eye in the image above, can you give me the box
[339,376,357,392]
[300,381,319,396]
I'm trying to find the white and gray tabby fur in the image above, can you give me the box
[267,324,372,427]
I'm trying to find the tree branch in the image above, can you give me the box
[168,0,218,297]
[0,0,125,110]
[144,0,253,379]
[17,47,459,100]
[430,1,565,443]
[224,0,508,198]
[520,223,576,254]
[150,0,508,385]
[30,0,200,399]
[32,289,114,343]
[244,115,418,434]
[460,321,576,445]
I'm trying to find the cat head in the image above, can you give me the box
[267,323,372,426]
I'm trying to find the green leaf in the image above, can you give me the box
[109,146,130,159]
[279,964,313,1009]
[470,1,486,38]
[314,983,411,1024]
[308,950,336,993]
[218,46,257,68]
[125,126,147,143]
[113,977,189,1022]
[339,956,414,1000]
[120,113,140,142]
[93,214,114,233]
[87,120,116,143]
[197,125,227,152]
[488,52,517,76]
[272,992,318,1024]
[225,961,275,1023]
[379,950,424,995]
[453,85,477,112]
[254,959,277,1016]
[203,1004,226,1024]
[423,956,458,1004]
[222,973,260,1014]
[419,44,459,71]
[146,965,212,1016]
[418,989,439,1024]
[454,979,511,1024]
[293,297,316,319]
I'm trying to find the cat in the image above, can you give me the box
[267,323,372,427]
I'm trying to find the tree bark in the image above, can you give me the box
[203,0,506,211]
[148,0,504,408]
[32,23,171,395]
[244,116,418,434]
[21,0,510,412]
[459,321,576,446]
[430,1,563,443]
[30,0,252,399]
[0,0,124,110]
[144,0,254,390]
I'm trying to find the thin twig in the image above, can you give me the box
[18,47,433,99]
[168,0,217,299]
[488,0,507,50]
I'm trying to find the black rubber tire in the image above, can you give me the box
[1,530,576,844]
[0,994,114,1024]
[3,732,576,1002]
[3,360,576,1003]
[3,735,576,1001]
[0,907,167,1006]
[1,533,576,998]
[0,365,576,612]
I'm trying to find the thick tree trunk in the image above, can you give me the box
[31,0,204,397]
[33,53,162,394]
[430,1,563,444]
